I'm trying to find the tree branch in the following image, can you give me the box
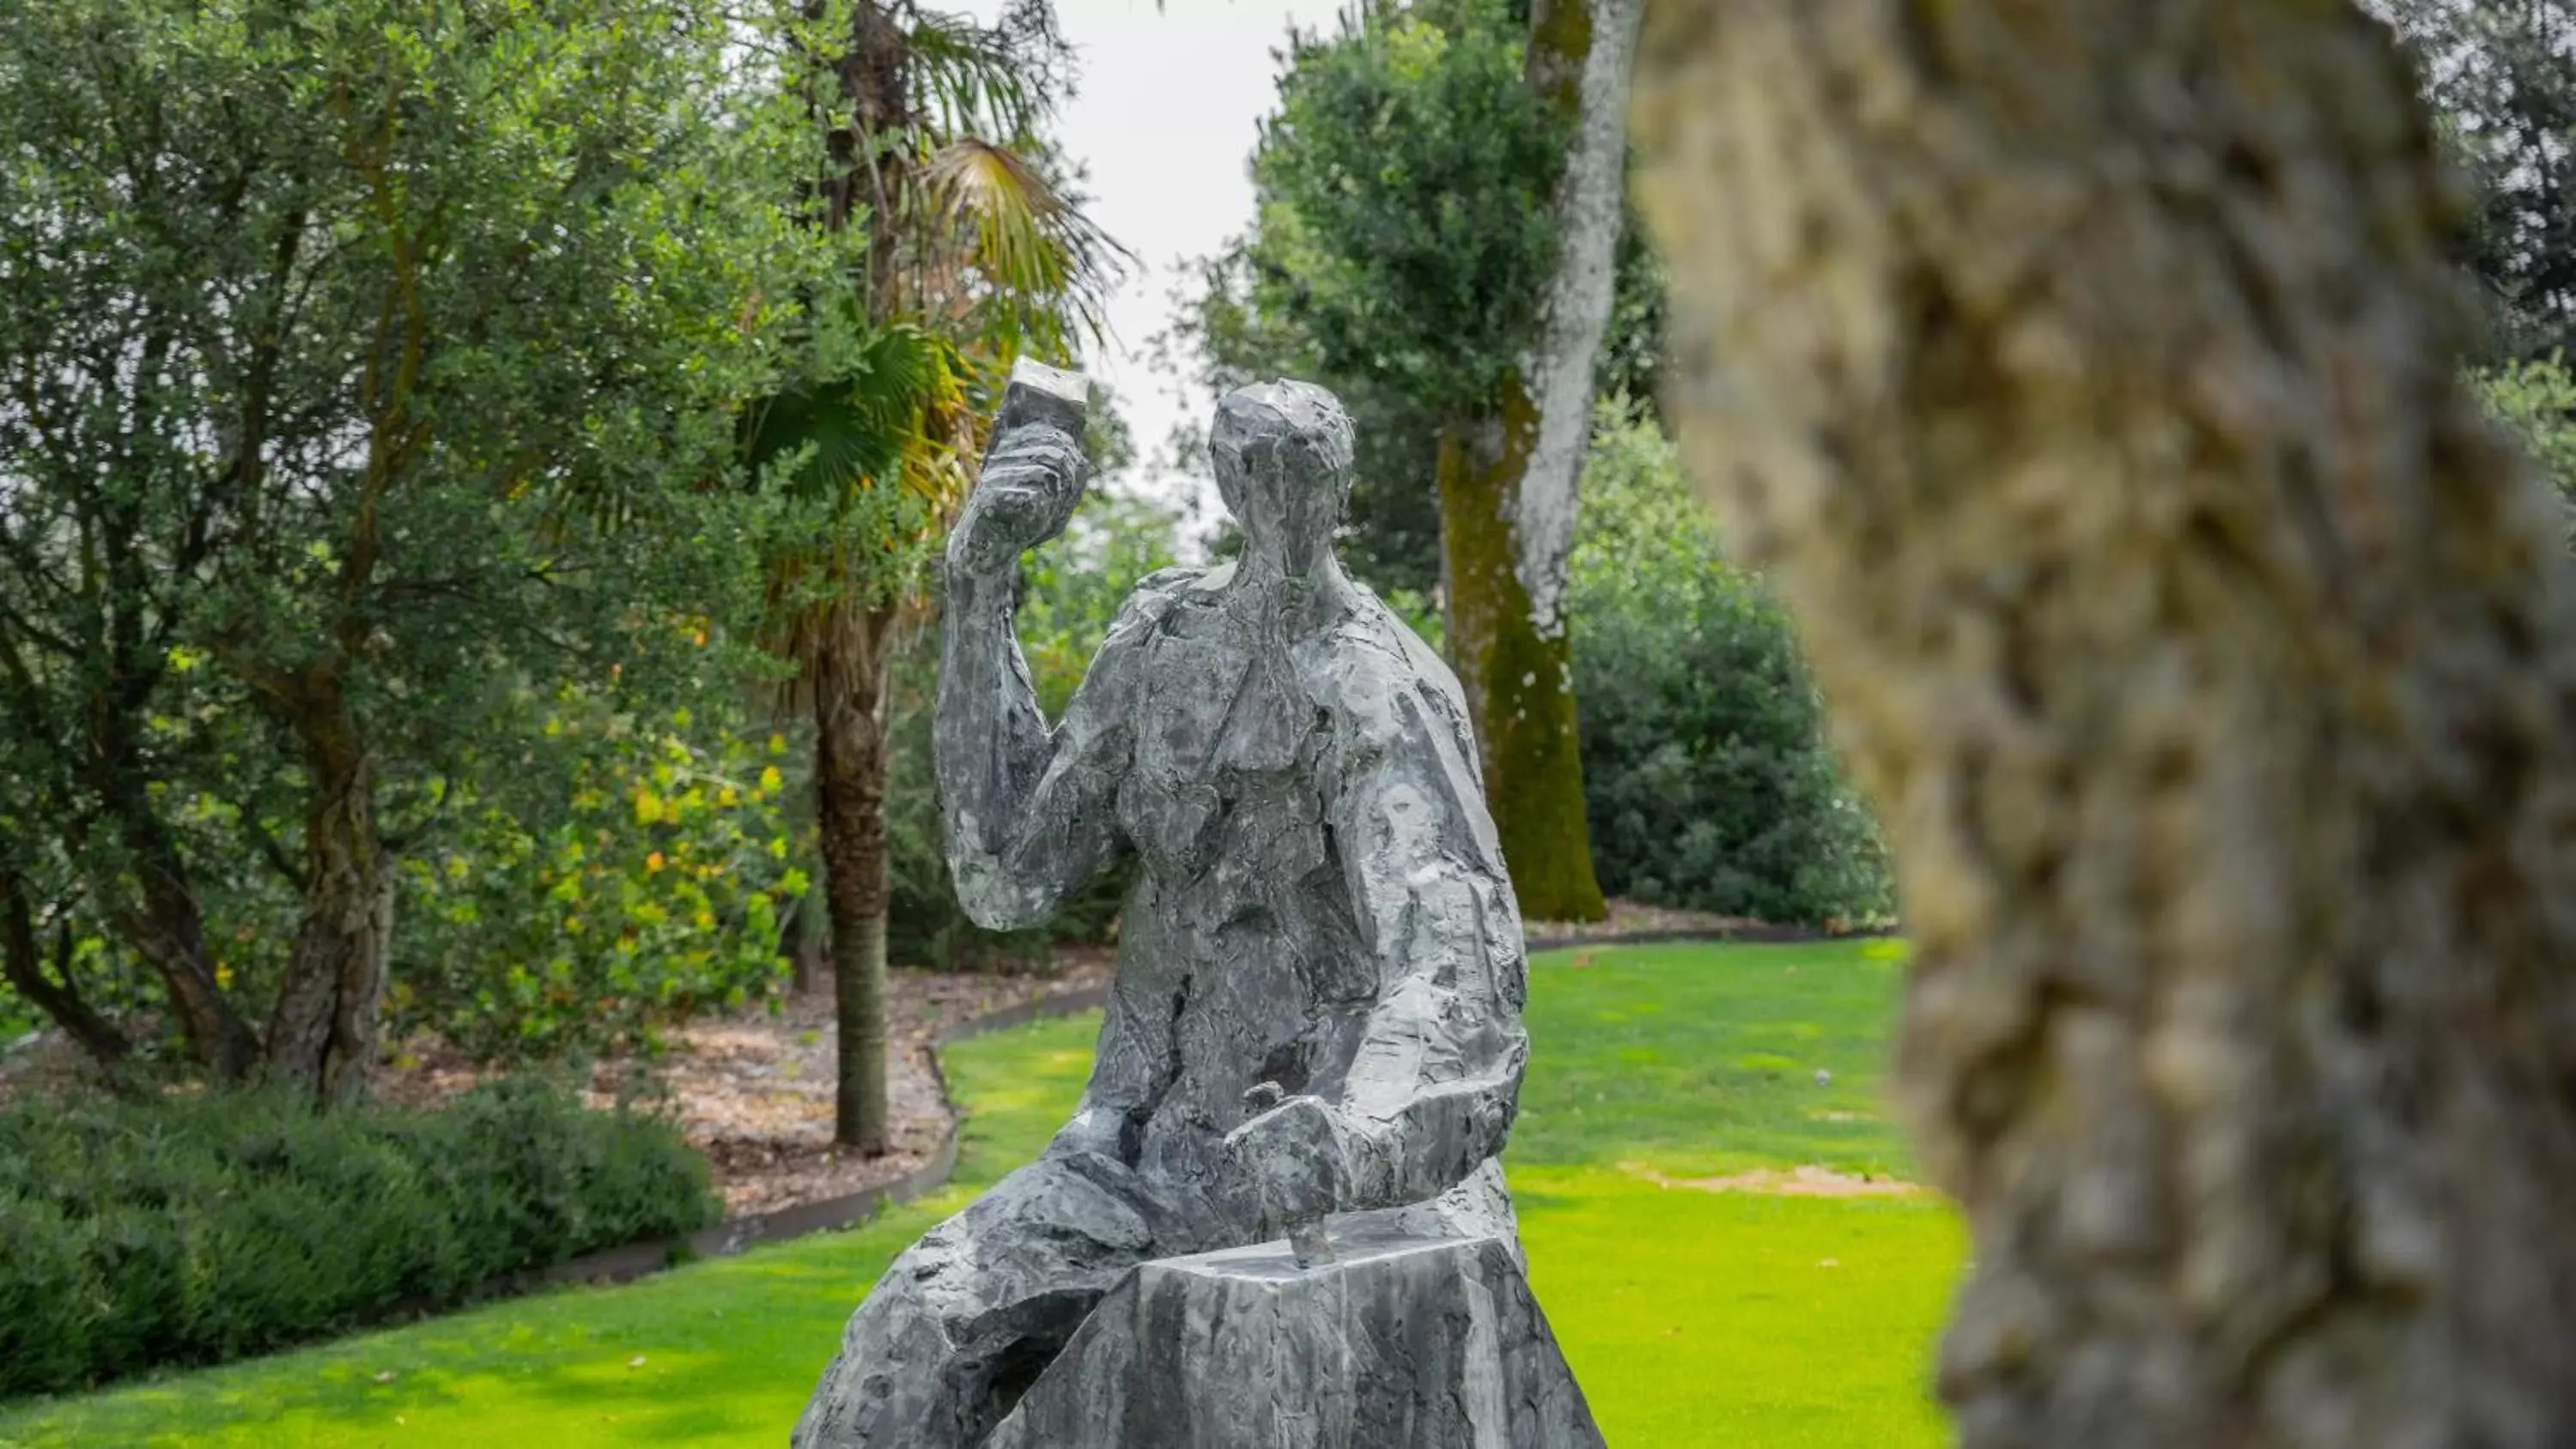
[0,863,134,1081]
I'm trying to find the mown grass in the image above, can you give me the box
[0,941,1962,1447]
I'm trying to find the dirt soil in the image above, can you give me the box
[1620,1161,1926,1198]
[376,950,1115,1216]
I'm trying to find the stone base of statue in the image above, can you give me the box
[982,1224,1606,1449]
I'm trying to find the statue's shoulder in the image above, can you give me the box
[1100,562,1225,642]
[1309,583,1478,755]
[1345,585,1468,703]
[1132,562,1214,597]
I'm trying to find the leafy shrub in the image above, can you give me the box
[390,680,803,1062]
[1571,402,1893,925]
[0,1082,716,1398]
[0,981,34,1044]
[2472,354,2576,546]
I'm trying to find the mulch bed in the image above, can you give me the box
[374,950,1115,1216]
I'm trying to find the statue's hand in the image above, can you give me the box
[949,423,1087,579]
[1224,1093,1351,1228]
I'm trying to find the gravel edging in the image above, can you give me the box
[369,981,1115,1323]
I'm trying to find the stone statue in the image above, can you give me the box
[794,364,1542,1449]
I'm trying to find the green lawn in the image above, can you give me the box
[0,941,1962,1447]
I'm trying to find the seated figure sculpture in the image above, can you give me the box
[793,367,1533,1449]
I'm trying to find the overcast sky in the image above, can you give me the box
[954,0,1346,510]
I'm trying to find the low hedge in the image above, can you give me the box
[0,1078,718,1399]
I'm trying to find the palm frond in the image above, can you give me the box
[901,8,1046,141]
[739,322,953,500]
[920,137,1132,353]
[742,318,975,720]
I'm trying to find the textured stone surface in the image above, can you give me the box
[984,1226,1605,1449]
[794,367,1561,1448]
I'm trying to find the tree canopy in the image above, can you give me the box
[0,0,840,1091]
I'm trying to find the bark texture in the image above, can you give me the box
[814,607,898,1153]
[1630,3,2576,1445]
[264,694,393,1108]
[1515,0,1643,637]
[1433,0,1639,925]
[1438,413,1606,923]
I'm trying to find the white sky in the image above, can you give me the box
[955,0,1347,511]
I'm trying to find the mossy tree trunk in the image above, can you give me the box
[1437,0,1641,924]
[1633,2,2576,1442]
[1438,408,1606,922]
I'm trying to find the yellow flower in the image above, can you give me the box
[757,766,783,796]
[646,852,666,874]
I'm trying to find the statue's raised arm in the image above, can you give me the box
[933,360,1125,931]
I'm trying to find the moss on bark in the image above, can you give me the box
[1440,402,1607,924]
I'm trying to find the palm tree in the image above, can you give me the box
[748,0,1125,1152]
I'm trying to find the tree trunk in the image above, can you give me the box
[1631,3,2576,1445]
[264,691,393,1108]
[1438,411,1607,923]
[814,606,898,1154]
[84,724,259,1082]
[1515,0,1645,647]
[1435,0,1640,925]
[0,862,131,1073]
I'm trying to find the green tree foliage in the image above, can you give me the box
[1174,0,1666,598]
[2472,354,2576,542]
[2378,0,2576,355]
[0,1081,715,1397]
[1571,404,1892,925]
[1248,3,1566,413]
[0,0,817,1094]
[392,689,804,1063]
[1174,0,1559,597]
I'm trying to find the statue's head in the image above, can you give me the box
[1209,379,1354,577]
